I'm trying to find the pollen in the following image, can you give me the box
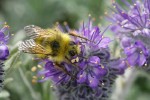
[50,85,53,88]
[90,80,92,83]
[58,76,62,79]
[102,82,105,86]
[71,59,76,63]
[31,66,37,72]
[101,65,105,69]
[11,34,14,36]
[32,76,37,79]
[122,60,125,63]
[104,12,108,15]
[37,65,42,69]
[55,21,59,25]
[4,22,7,25]
[4,22,10,28]
[140,51,143,54]
[32,79,37,84]
[80,75,83,78]
[42,76,44,79]
[75,57,79,62]
[88,14,91,17]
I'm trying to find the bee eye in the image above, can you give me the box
[69,50,76,57]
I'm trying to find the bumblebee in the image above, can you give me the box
[19,25,89,78]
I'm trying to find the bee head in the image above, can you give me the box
[68,41,80,57]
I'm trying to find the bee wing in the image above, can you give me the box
[24,25,53,39]
[18,39,50,54]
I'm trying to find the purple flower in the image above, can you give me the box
[69,20,111,88]
[78,21,111,49]
[77,56,108,88]
[108,58,128,75]
[0,25,10,61]
[35,19,125,99]
[38,60,72,84]
[110,0,150,37]
[0,24,9,92]
[121,36,133,48]
[38,19,112,88]
[110,0,150,69]
[0,44,9,60]
[124,40,148,67]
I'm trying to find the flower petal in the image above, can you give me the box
[88,74,99,88]
[93,67,107,77]
[138,54,146,66]
[0,44,9,60]
[121,37,132,48]
[127,52,139,66]
[77,71,87,83]
[88,56,100,66]
[98,37,111,48]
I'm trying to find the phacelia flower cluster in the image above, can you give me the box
[0,25,10,60]
[0,24,10,91]
[111,0,150,70]
[38,19,126,99]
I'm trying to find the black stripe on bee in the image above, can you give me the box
[50,40,60,49]
[50,40,60,56]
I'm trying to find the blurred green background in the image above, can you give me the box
[0,0,149,100]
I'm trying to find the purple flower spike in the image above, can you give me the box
[0,23,10,92]
[0,25,10,61]
[0,44,9,60]
[74,20,112,88]
[35,19,124,100]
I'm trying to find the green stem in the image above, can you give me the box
[19,68,40,100]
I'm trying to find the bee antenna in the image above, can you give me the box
[79,42,87,44]
[69,30,95,43]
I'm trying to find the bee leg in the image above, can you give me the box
[55,63,76,80]
[69,30,94,42]
[65,57,81,70]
